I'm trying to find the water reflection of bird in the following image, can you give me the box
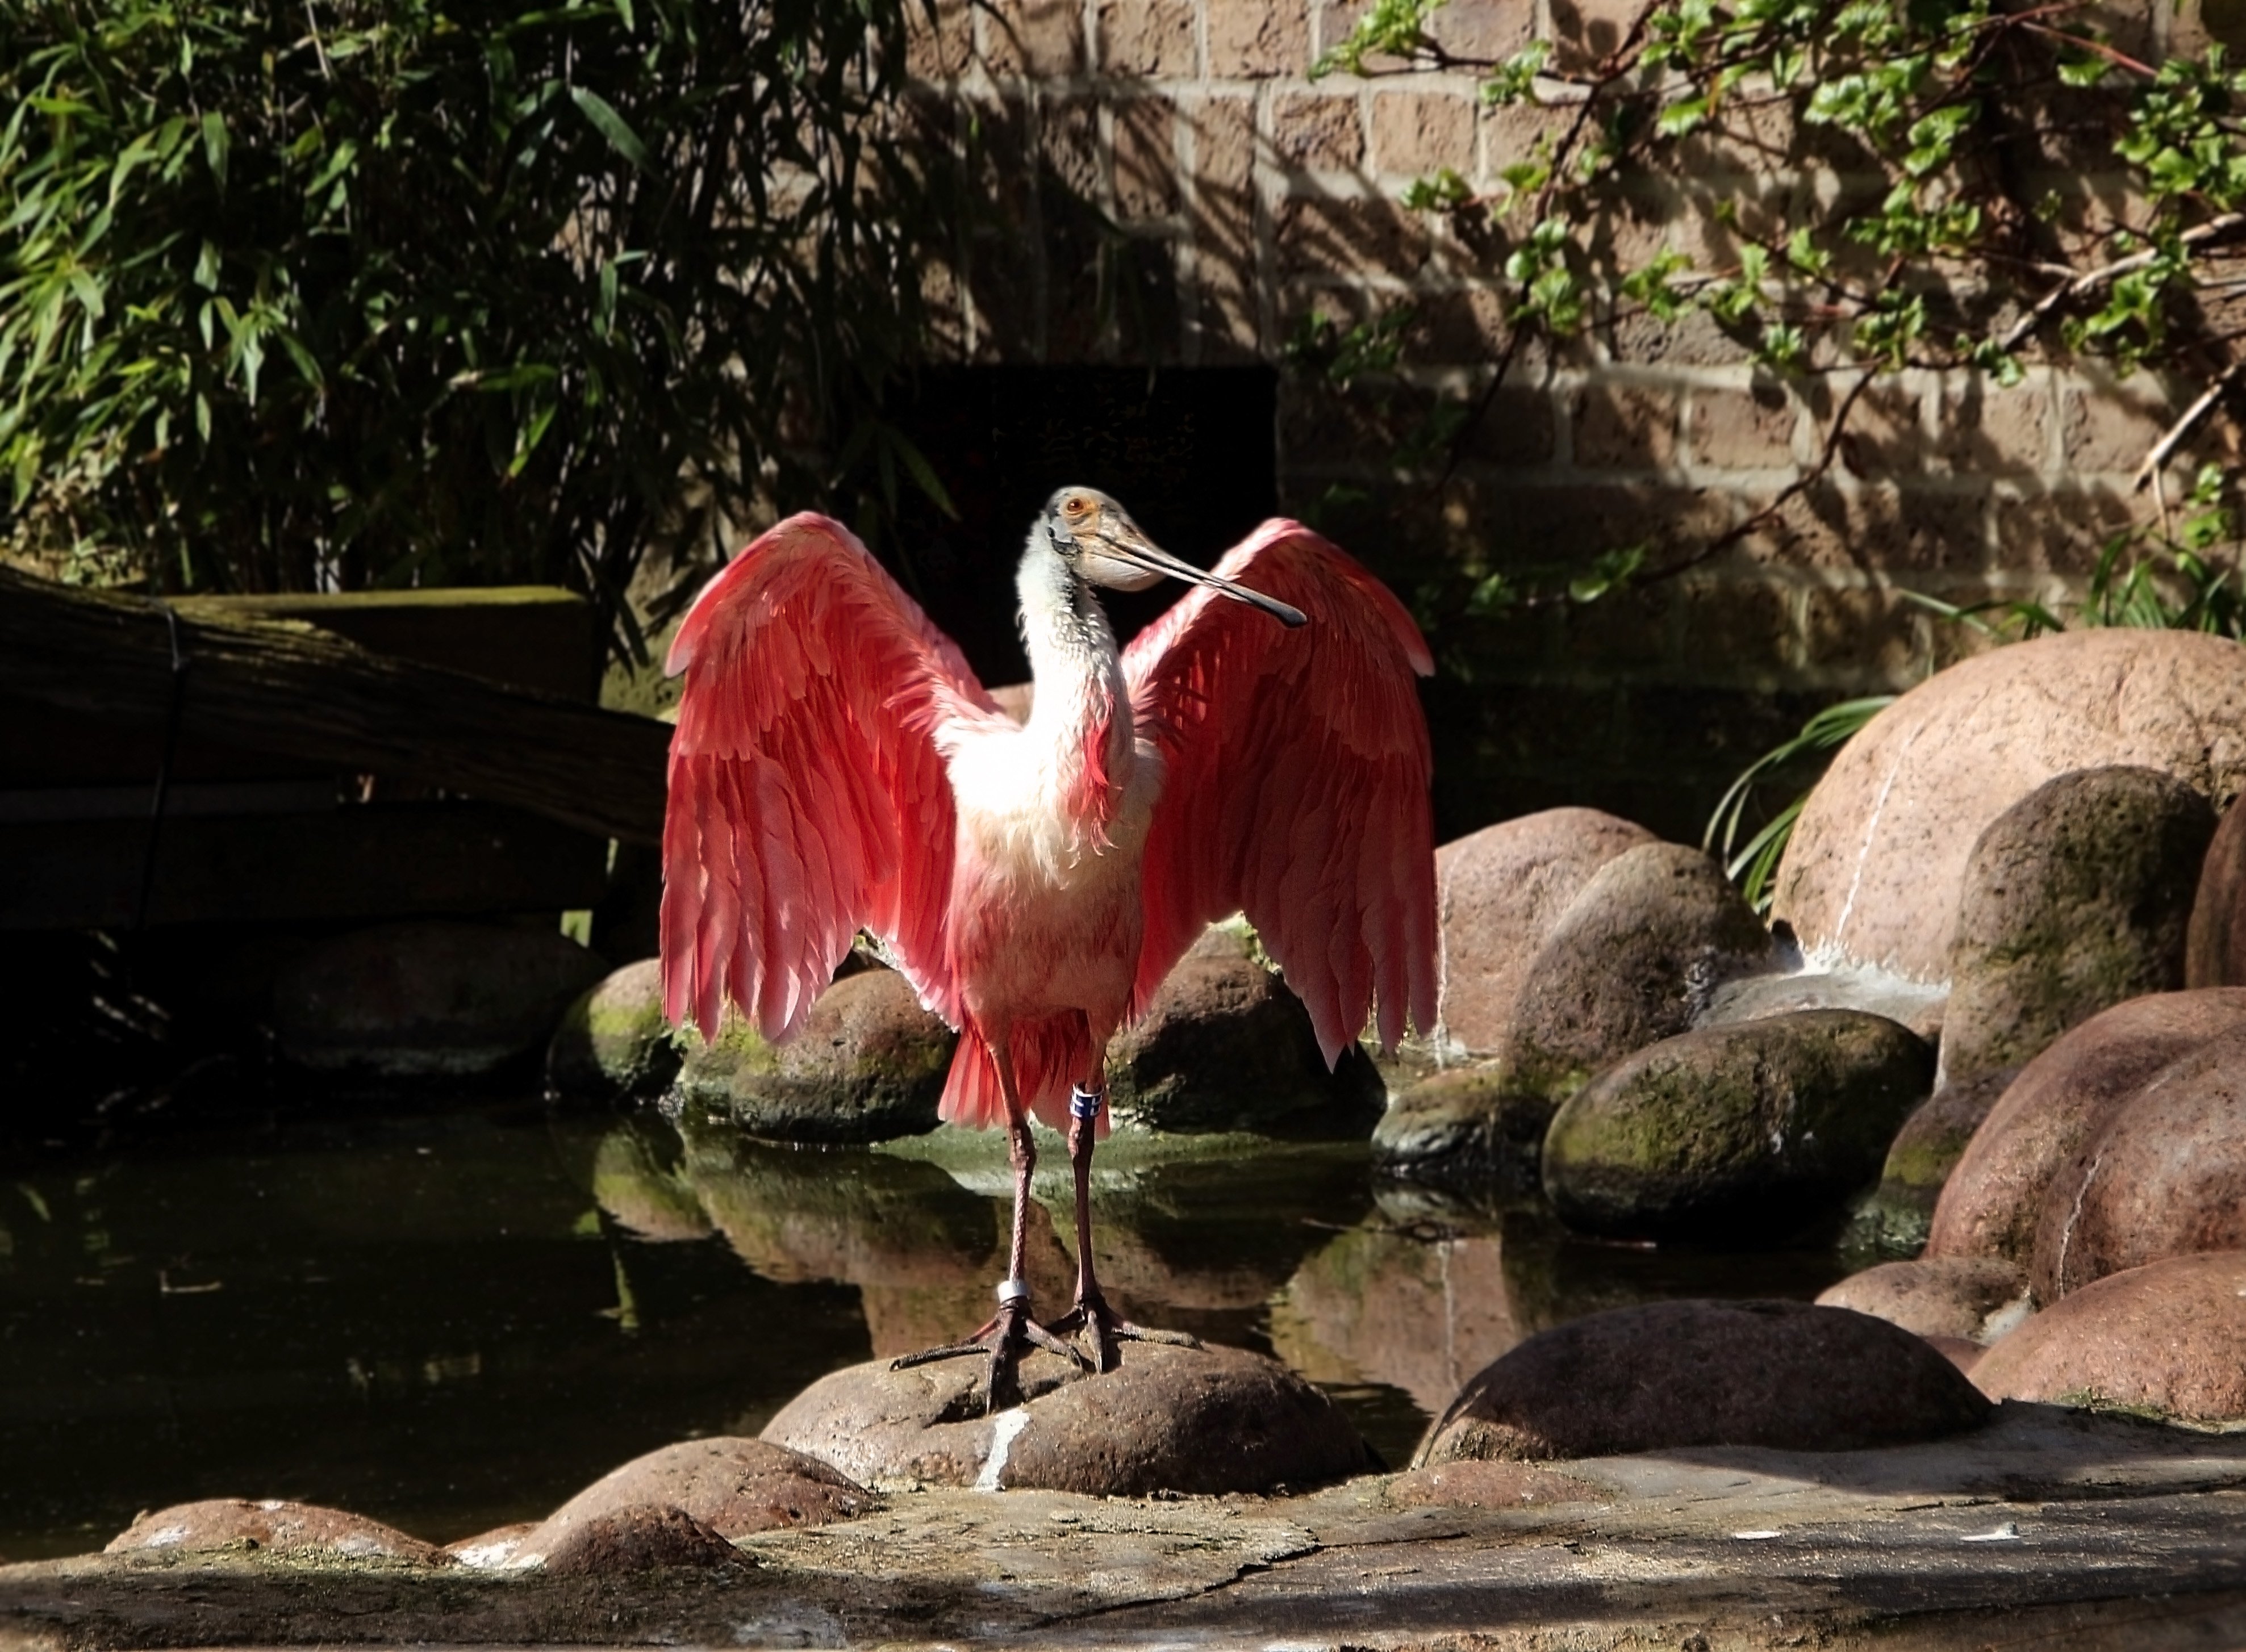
[660,487,1437,1408]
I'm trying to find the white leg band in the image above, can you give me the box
[996,1277,1031,1306]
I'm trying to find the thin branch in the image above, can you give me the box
[1637,364,1881,591]
[1999,212,2246,352]
[2132,359,2242,491]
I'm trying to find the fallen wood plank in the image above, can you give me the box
[0,566,670,844]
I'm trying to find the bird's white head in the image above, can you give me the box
[1037,487,1306,628]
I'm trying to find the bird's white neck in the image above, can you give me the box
[1017,529,1133,846]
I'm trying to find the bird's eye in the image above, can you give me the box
[1066,495,1088,515]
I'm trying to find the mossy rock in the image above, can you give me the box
[1500,843,1775,1102]
[1369,1063,1553,1195]
[673,969,954,1144]
[1847,1065,2019,1257]
[1105,947,1385,1138]
[1942,766,2215,1082]
[1542,1009,1934,1245]
[549,959,681,1101]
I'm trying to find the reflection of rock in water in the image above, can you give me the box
[592,1126,714,1243]
[591,1114,1000,1299]
[1271,1225,1520,1415]
[1496,1206,1856,1340]
[681,1123,998,1291]
[1058,1149,1376,1324]
[858,1199,1077,1359]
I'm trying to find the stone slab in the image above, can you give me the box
[7,1404,2246,1648]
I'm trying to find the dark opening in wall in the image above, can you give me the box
[882,365,1278,689]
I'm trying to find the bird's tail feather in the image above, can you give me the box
[939,1015,1108,1136]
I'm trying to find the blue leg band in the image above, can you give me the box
[1070,1085,1103,1121]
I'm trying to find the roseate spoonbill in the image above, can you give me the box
[661,487,1437,1407]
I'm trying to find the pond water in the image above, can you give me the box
[0,1097,1860,1561]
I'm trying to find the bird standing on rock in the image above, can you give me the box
[660,487,1438,1408]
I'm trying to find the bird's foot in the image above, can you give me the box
[887,1281,1089,1413]
[1048,1287,1201,1374]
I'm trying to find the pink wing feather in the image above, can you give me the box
[1126,519,1438,1062]
[661,513,999,1044]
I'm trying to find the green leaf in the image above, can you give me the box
[570,86,650,170]
[200,111,228,193]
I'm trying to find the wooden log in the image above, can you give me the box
[0,566,670,844]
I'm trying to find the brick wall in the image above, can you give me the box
[902,0,2240,843]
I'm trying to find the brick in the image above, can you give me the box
[1114,98,1180,218]
[1992,484,2141,576]
[1269,92,1366,170]
[905,0,975,80]
[1370,91,1476,178]
[1601,306,1760,369]
[1208,0,1310,77]
[1185,94,1257,194]
[1842,483,1994,574]
[1690,384,1797,471]
[1479,99,1574,186]
[1550,0,1643,73]
[2061,376,2179,474]
[961,93,1038,219]
[1041,97,1104,200]
[1459,384,1558,466]
[1675,576,1800,677]
[1096,0,1198,76]
[1938,377,2053,478]
[1800,585,1927,681]
[1473,481,1731,573]
[1836,384,1930,479]
[1408,286,1514,362]
[1275,192,1430,279]
[1426,0,1535,58]
[980,0,1087,76]
[1571,384,1677,469]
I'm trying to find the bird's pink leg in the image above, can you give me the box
[888,1039,1087,1411]
[1051,1051,1201,1373]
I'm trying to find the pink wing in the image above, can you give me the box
[661,513,1001,1044]
[1125,519,1438,1061]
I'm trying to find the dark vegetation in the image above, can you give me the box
[0,0,959,663]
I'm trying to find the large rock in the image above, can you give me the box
[546,959,681,1100]
[673,968,954,1144]
[2187,791,2246,988]
[1501,843,1776,1099]
[1540,1010,1934,1244]
[1939,767,2214,1081]
[1774,629,2246,982]
[1367,1063,1552,1193]
[1926,989,2246,1266]
[1971,1251,2246,1422]
[762,1341,1374,1495]
[1416,1299,1990,1463]
[1105,938,1384,1136]
[536,1505,745,1576]
[1851,1066,2019,1254]
[106,1500,442,1565]
[1814,1256,2032,1344]
[1434,809,1658,1053]
[2028,1024,2246,1301]
[519,1437,870,1562]
[272,920,606,1077]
